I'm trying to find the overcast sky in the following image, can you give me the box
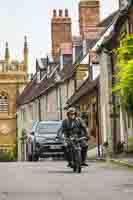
[0,0,118,73]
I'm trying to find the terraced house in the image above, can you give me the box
[95,0,133,155]
[17,0,120,160]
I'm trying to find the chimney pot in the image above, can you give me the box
[53,9,56,17]
[59,9,63,17]
[65,9,68,17]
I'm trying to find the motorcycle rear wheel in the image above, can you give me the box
[78,166,81,173]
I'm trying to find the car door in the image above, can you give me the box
[27,122,38,154]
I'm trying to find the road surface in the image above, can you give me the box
[0,161,133,200]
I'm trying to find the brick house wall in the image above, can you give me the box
[79,0,100,39]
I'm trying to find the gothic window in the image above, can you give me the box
[0,93,8,113]
[12,65,18,71]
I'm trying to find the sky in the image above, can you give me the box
[0,0,118,73]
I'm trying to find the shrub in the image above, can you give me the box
[0,151,13,162]
[113,35,133,117]
[117,141,125,153]
[12,144,17,161]
[127,136,133,153]
[0,144,17,162]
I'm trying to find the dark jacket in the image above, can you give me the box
[62,117,88,138]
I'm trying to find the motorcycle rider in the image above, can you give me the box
[62,107,89,167]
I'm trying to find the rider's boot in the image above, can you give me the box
[81,163,88,167]
[67,162,73,168]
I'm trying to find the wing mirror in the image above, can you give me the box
[30,132,35,136]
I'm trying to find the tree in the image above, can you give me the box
[114,34,133,117]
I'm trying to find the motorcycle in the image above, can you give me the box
[66,135,87,173]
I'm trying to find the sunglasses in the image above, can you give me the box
[70,113,76,116]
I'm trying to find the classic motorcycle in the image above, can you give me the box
[66,135,87,173]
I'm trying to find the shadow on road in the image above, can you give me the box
[47,169,88,174]
[47,170,74,174]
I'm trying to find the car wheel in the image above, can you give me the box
[33,154,39,161]
[27,154,32,161]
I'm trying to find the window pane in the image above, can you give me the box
[0,94,8,113]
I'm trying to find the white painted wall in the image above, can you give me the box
[99,51,112,145]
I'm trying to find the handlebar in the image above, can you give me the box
[66,136,87,142]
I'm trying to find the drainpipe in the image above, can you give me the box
[16,111,18,161]
[88,52,92,80]
[74,73,77,91]
[59,86,63,120]
[96,86,101,157]
[38,98,41,121]
[110,52,117,154]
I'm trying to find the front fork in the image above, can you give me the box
[73,143,82,165]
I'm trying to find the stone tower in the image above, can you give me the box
[5,42,10,64]
[0,37,28,155]
[23,36,28,72]
[51,9,72,62]
[79,0,100,39]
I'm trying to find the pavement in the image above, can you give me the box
[110,157,133,168]
[0,161,133,200]
[87,148,133,168]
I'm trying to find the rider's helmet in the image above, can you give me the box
[67,107,77,117]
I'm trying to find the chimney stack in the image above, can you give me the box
[65,9,69,17]
[59,9,63,17]
[53,9,57,17]
[79,0,100,39]
[51,9,72,62]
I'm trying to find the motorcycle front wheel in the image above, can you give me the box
[74,149,82,173]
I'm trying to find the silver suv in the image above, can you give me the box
[26,121,64,161]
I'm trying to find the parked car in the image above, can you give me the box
[26,121,65,161]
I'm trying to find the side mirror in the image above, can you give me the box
[30,132,35,136]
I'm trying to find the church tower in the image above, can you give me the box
[5,42,10,64]
[0,38,28,156]
[79,0,100,39]
[23,36,28,72]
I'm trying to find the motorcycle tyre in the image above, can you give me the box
[75,150,82,173]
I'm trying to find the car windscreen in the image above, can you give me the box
[37,123,62,135]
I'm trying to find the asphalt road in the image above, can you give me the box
[0,161,133,200]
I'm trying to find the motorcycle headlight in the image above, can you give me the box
[36,142,40,149]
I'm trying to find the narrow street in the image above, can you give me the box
[0,161,133,200]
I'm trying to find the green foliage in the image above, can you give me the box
[0,151,14,162]
[127,136,133,153]
[12,144,17,160]
[113,34,133,116]
[0,144,17,162]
